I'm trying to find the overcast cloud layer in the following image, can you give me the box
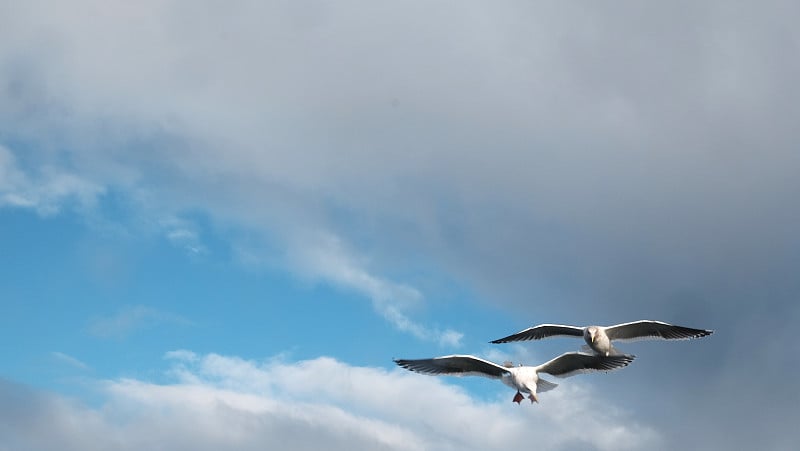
[2,1,800,449]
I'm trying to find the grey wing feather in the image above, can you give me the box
[394,355,509,379]
[490,324,584,344]
[537,352,635,378]
[605,320,713,342]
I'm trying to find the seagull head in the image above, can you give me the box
[587,326,598,343]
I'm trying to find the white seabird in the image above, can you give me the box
[490,320,713,356]
[394,352,635,404]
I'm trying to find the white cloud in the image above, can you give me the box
[87,305,193,339]
[292,231,422,306]
[160,216,208,255]
[0,145,104,215]
[290,230,463,346]
[164,349,199,362]
[0,352,660,451]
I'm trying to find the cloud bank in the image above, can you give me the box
[0,352,659,451]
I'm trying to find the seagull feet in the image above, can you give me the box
[513,391,524,404]
[528,394,538,404]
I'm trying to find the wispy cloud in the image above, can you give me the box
[0,145,104,216]
[0,352,660,450]
[51,352,90,370]
[87,305,193,339]
[160,216,208,256]
[291,231,463,346]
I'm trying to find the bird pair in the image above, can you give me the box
[395,320,713,404]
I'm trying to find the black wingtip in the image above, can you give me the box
[683,329,713,340]
[623,355,635,364]
[682,326,714,339]
[603,354,636,369]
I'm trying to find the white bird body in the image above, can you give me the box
[492,320,714,356]
[584,326,617,356]
[499,365,542,398]
[395,352,634,404]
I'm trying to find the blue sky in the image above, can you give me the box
[2,1,800,450]
[0,203,510,384]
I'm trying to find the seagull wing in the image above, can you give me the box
[394,355,510,379]
[537,352,635,378]
[490,324,584,344]
[604,320,714,342]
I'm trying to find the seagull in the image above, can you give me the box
[394,352,635,404]
[491,320,713,356]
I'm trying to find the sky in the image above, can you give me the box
[1,1,799,449]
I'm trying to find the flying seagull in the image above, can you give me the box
[491,320,713,356]
[394,352,635,404]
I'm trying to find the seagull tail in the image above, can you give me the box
[537,378,559,393]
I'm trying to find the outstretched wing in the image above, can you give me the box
[537,352,635,378]
[394,355,510,379]
[605,320,714,342]
[490,324,584,344]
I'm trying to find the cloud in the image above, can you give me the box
[164,349,199,363]
[0,352,660,451]
[290,230,462,346]
[2,0,795,315]
[160,216,208,256]
[87,305,193,339]
[0,145,104,215]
